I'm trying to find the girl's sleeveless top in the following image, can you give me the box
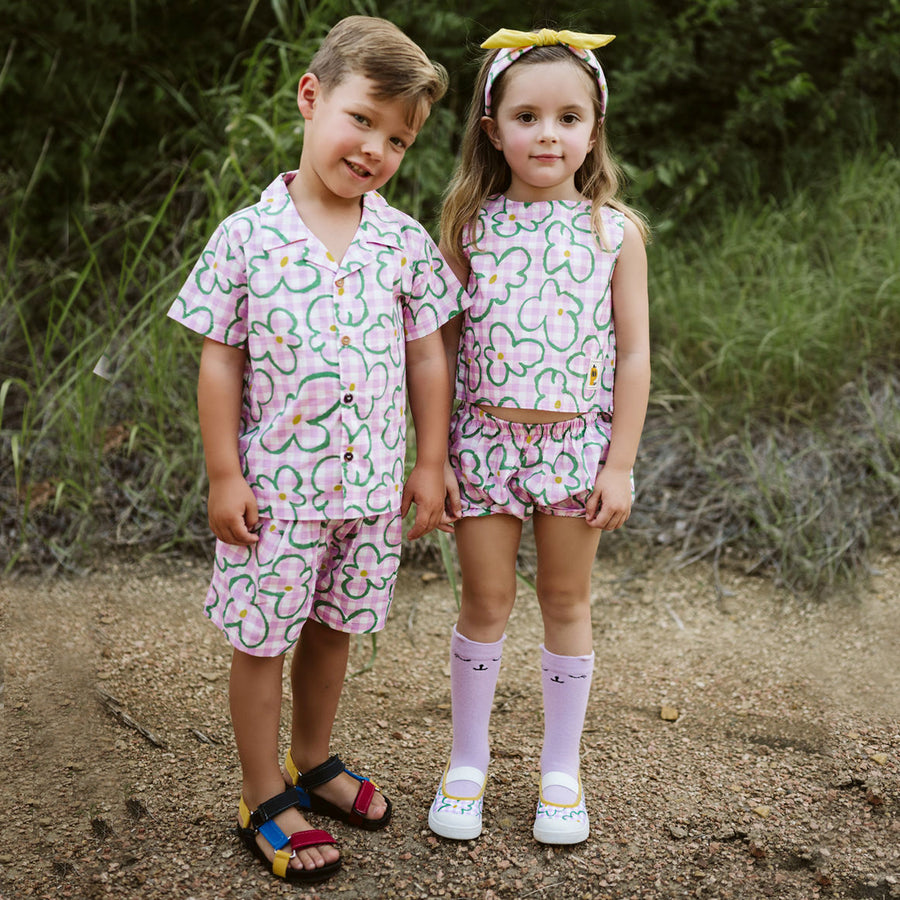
[456,194,625,416]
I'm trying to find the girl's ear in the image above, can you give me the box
[297,73,321,119]
[480,116,502,150]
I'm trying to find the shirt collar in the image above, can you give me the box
[257,173,404,253]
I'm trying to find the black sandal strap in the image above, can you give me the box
[295,754,346,790]
[249,788,302,828]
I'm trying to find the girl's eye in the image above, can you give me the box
[517,112,536,123]
[561,113,580,124]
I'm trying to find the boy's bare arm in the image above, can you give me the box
[198,337,259,545]
[403,329,453,539]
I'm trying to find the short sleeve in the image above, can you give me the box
[400,224,470,342]
[167,216,250,346]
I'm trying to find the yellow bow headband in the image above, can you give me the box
[480,28,616,120]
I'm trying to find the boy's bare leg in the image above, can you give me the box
[230,649,339,871]
[289,619,388,821]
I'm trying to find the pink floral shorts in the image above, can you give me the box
[449,403,633,520]
[205,513,402,657]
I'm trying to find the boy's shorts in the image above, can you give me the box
[449,403,634,520]
[205,512,402,657]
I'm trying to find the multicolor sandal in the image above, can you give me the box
[427,764,486,840]
[237,788,342,882]
[285,752,392,831]
[532,772,590,845]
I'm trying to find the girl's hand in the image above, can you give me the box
[402,462,446,540]
[438,459,462,533]
[207,474,260,545]
[585,466,632,531]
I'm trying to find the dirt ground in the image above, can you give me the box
[1,540,898,900]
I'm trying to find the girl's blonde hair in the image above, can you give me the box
[441,44,648,259]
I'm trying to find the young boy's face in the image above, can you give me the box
[297,72,422,202]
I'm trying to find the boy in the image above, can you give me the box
[168,17,466,883]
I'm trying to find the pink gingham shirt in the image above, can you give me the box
[456,195,624,415]
[169,172,468,521]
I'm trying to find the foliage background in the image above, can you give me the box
[2,0,899,592]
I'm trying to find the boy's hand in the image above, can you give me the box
[585,466,632,531]
[207,473,260,545]
[401,462,445,540]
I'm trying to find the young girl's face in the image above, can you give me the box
[482,58,598,202]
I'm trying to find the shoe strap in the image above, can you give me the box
[290,828,337,851]
[446,766,486,787]
[288,753,346,790]
[540,771,580,795]
[249,788,303,828]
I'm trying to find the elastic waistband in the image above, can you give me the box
[458,402,612,439]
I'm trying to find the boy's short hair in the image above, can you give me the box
[309,16,448,128]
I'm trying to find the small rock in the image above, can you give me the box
[668,825,688,839]
[753,805,771,819]
[660,706,679,722]
[869,752,888,766]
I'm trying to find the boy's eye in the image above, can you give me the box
[389,136,407,149]
[352,113,370,126]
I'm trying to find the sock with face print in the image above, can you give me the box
[539,644,595,805]
[446,625,505,797]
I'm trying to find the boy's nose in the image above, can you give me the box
[362,137,384,160]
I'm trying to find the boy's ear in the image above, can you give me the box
[480,116,502,150]
[297,73,321,119]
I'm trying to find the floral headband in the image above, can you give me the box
[481,28,615,121]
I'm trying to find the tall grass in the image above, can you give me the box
[649,151,900,435]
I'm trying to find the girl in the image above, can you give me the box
[428,28,650,845]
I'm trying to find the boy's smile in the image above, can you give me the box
[296,73,420,205]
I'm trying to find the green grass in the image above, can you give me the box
[649,150,900,435]
[2,118,898,591]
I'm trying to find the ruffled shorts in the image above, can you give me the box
[449,403,633,520]
[204,512,402,657]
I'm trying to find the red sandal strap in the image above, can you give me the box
[290,828,337,852]
[349,779,376,825]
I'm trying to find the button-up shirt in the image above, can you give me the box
[169,172,468,521]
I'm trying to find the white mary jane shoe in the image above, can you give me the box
[428,765,486,840]
[532,771,590,845]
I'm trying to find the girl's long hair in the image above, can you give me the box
[440,45,648,260]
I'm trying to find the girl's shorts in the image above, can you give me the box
[205,512,402,657]
[449,403,634,520]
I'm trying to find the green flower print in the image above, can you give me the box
[363,312,404,366]
[534,367,579,413]
[260,554,316,621]
[248,308,303,375]
[305,292,342,358]
[516,278,584,352]
[339,346,389,420]
[485,322,545,387]
[543,221,596,284]
[468,246,531,323]
[247,246,321,299]
[521,445,584,504]
[193,239,245,298]
[487,202,552,238]
[379,387,406,452]
[363,458,405,516]
[340,541,400,600]
[341,422,374,488]
[310,599,379,633]
[259,372,339,455]
[219,574,270,651]
[254,465,307,517]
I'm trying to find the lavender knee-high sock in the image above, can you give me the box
[447,626,505,796]
[540,644,595,804]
